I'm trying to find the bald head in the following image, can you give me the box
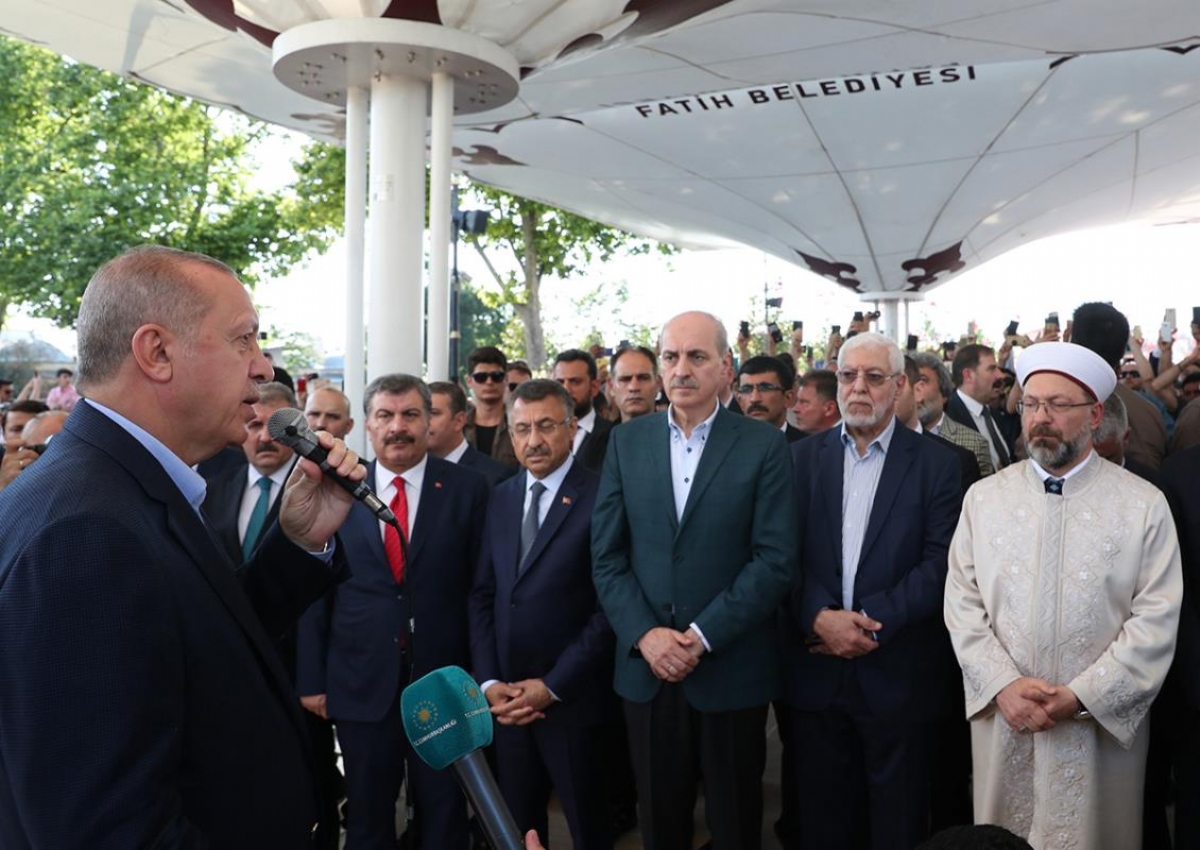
[660,311,729,357]
[76,246,235,390]
[304,386,355,439]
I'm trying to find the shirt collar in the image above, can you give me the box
[247,457,295,489]
[957,389,986,418]
[667,399,720,440]
[577,408,597,434]
[1029,450,1096,484]
[527,453,574,491]
[375,452,429,493]
[444,438,470,464]
[87,399,208,512]
[839,415,898,455]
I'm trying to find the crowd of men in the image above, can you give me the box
[2,246,1200,850]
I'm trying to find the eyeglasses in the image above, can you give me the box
[736,382,784,395]
[1017,398,1095,415]
[835,369,898,387]
[470,371,506,384]
[510,418,571,438]
[1119,371,1140,380]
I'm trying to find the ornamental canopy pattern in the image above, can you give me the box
[6,1,1200,293]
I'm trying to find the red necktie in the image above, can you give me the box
[384,475,409,583]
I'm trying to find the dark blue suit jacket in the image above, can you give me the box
[0,401,340,849]
[785,420,962,720]
[298,455,488,723]
[459,443,515,487]
[469,459,614,727]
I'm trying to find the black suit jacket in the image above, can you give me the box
[469,460,614,726]
[1159,447,1200,708]
[785,423,806,443]
[0,401,340,848]
[202,456,299,563]
[945,391,1014,458]
[298,456,488,722]
[575,415,614,473]
[458,443,514,487]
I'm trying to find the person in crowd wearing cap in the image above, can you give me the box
[944,342,1182,850]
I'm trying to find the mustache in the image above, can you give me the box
[670,379,699,390]
[383,434,416,446]
[748,403,770,414]
[1029,425,1061,440]
[524,446,551,458]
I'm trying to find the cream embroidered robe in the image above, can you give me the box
[945,456,1181,850]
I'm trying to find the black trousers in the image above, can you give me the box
[494,721,611,850]
[335,684,468,850]
[789,695,935,850]
[624,684,768,850]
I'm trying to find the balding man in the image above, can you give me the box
[305,385,356,440]
[592,310,796,850]
[0,245,362,849]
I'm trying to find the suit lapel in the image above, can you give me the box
[646,416,679,535]
[857,424,916,565]
[678,409,736,533]
[407,459,447,565]
[817,429,845,571]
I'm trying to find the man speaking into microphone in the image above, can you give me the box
[0,245,364,850]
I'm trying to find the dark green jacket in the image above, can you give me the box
[591,406,797,711]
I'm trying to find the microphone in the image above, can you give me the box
[267,407,398,526]
[402,666,522,850]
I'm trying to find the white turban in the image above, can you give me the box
[1015,342,1117,402]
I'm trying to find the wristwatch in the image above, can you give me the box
[1073,698,1091,720]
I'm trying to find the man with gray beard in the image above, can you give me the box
[945,342,1181,850]
[785,332,961,850]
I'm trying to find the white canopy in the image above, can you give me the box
[5,0,1200,294]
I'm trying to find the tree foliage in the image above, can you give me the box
[0,36,342,330]
[463,185,676,370]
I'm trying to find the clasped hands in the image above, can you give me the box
[808,609,882,658]
[485,679,555,726]
[995,676,1080,734]
[639,626,706,683]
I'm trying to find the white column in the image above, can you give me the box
[426,71,454,381]
[343,84,368,455]
[367,73,427,379]
[881,299,900,344]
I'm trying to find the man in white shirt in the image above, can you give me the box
[553,349,613,473]
[428,380,512,487]
[945,344,1012,469]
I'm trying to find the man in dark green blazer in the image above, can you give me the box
[592,311,798,850]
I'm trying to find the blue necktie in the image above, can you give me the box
[242,477,273,559]
[518,481,547,575]
[1044,477,1065,495]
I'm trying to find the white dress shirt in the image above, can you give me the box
[374,455,427,543]
[572,408,596,454]
[237,459,296,545]
[956,389,1003,470]
[444,438,470,464]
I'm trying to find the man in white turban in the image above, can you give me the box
[944,342,1182,850]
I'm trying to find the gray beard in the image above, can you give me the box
[1027,426,1090,471]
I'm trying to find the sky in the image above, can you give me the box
[7,125,1200,365]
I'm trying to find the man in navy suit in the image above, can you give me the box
[203,380,344,850]
[0,245,362,849]
[553,349,614,473]
[786,331,962,850]
[298,373,489,850]
[469,379,614,849]
[429,379,513,486]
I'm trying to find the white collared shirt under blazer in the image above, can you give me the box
[944,455,1182,850]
